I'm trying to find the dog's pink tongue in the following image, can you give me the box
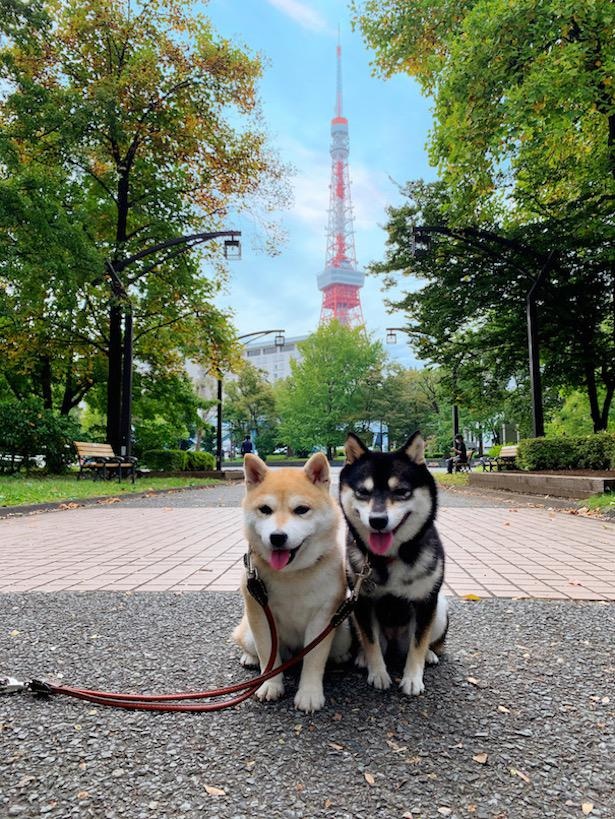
[269,550,291,570]
[369,531,393,555]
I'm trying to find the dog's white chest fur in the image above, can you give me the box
[369,551,443,603]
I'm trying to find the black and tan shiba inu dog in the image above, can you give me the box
[339,432,448,696]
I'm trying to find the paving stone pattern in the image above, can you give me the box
[1,496,614,600]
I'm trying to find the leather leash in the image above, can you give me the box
[2,556,372,713]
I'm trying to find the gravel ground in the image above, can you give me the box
[1,594,613,819]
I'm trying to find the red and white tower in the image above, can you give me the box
[318,38,365,327]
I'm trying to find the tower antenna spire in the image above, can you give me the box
[317,35,365,328]
[336,25,343,118]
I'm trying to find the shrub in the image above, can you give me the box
[517,434,615,471]
[185,450,215,470]
[142,449,216,471]
[0,397,79,473]
[142,449,188,471]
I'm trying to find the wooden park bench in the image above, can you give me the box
[454,449,476,473]
[481,445,518,472]
[74,441,137,484]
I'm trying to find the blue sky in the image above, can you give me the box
[205,0,437,366]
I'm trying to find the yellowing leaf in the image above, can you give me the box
[364,772,375,786]
[463,593,481,601]
[582,804,593,816]
[204,785,226,797]
[473,753,488,764]
[510,767,530,784]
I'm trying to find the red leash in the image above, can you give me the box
[12,559,371,713]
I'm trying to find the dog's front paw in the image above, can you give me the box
[425,649,439,666]
[240,651,259,668]
[367,666,392,690]
[354,650,368,669]
[294,684,325,713]
[255,677,285,702]
[400,672,425,696]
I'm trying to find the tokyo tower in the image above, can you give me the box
[317,38,365,327]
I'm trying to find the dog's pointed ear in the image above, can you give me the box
[243,453,268,488]
[401,431,426,465]
[345,432,368,464]
[304,452,330,489]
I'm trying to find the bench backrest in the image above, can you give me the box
[74,441,116,461]
[500,445,518,458]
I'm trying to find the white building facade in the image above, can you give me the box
[242,335,307,384]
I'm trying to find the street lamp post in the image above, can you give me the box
[411,226,556,438]
[105,230,241,457]
[215,328,286,470]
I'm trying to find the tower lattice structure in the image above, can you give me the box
[318,40,365,327]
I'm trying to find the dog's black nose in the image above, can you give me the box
[369,515,388,531]
[270,531,288,548]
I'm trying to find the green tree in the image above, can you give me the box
[277,322,385,458]
[353,0,614,221]
[0,0,288,444]
[371,180,614,432]
[224,363,279,457]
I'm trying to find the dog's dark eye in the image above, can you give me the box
[258,505,273,515]
[393,487,411,499]
[354,487,370,500]
[294,505,310,515]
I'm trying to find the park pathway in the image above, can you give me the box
[1,474,613,600]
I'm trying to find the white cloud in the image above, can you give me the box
[266,0,329,33]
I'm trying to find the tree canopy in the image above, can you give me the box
[0,0,288,440]
[277,322,385,457]
[354,1,614,432]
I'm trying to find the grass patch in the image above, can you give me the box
[582,491,615,512]
[433,472,470,488]
[0,474,219,508]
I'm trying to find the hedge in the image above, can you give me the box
[517,433,615,471]
[142,449,215,471]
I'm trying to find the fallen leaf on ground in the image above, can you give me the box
[462,593,481,601]
[581,804,593,816]
[498,705,511,713]
[77,792,89,799]
[328,742,343,751]
[402,813,414,818]
[324,799,333,809]
[295,783,304,793]
[467,806,477,813]
[364,772,375,786]
[510,767,530,784]
[466,676,485,687]
[473,753,488,764]
[437,808,452,817]
[9,629,20,637]
[204,785,226,797]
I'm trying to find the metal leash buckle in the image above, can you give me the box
[0,676,27,695]
[353,560,373,598]
[243,550,258,581]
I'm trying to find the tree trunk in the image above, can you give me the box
[106,165,130,452]
[584,358,604,432]
[600,383,614,431]
[39,356,53,410]
[106,303,123,451]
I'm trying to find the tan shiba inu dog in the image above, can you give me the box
[233,452,351,713]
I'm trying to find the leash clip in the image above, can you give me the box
[0,675,27,695]
[352,559,373,599]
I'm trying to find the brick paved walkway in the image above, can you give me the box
[1,503,614,600]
